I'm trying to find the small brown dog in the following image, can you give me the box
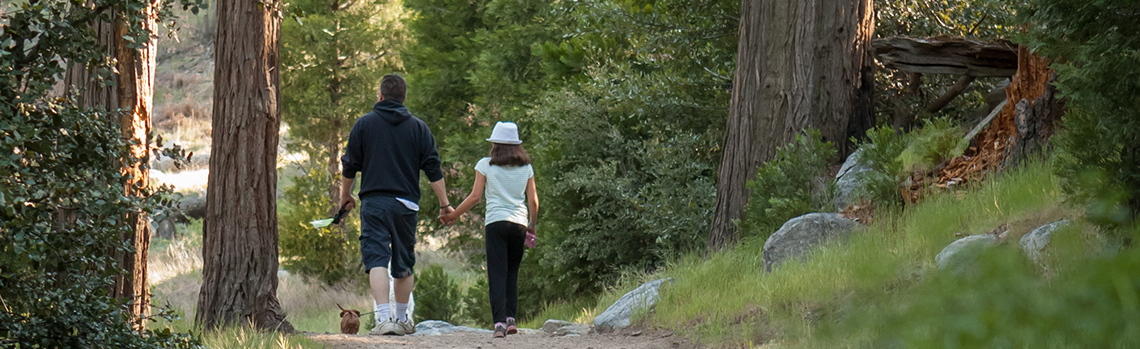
[337,303,361,334]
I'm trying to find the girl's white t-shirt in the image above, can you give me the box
[474,157,533,227]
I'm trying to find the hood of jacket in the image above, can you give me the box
[373,99,412,125]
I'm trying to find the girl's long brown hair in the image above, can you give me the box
[489,143,531,166]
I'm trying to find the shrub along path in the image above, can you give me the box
[309,327,694,349]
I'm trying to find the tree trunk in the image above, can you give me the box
[62,4,156,330]
[64,20,119,109]
[109,0,160,330]
[709,0,875,250]
[327,12,343,218]
[196,0,293,332]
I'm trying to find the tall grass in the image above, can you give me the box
[149,217,367,348]
[651,161,1069,346]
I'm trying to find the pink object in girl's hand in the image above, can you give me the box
[525,229,536,249]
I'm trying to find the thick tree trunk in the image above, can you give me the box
[709,0,875,250]
[62,5,156,329]
[196,0,293,332]
[109,0,160,330]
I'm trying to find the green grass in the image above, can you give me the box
[649,161,1072,347]
[200,325,324,349]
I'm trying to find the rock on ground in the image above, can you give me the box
[935,234,997,270]
[542,319,590,336]
[412,320,492,336]
[1020,219,1070,263]
[835,149,872,211]
[762,213,861,272]
[593,278,672,333]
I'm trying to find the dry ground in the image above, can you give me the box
[309,328,696,349]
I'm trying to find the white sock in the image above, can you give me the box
[375,303,391,321]
[396,303,408,322]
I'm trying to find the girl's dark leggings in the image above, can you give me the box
[485,221,526,324]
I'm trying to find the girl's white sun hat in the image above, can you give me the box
[486,121,522,145]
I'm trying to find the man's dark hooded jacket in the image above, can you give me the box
[341,99,443,202]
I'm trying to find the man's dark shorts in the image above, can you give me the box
[359,196,417,279]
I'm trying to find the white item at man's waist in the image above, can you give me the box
[395,197,419,211]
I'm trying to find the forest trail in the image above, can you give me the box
[308,328,695,349]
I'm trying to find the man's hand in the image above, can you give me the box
[339,177,356,212]
[340,196,356,212]
[438,206,454,225]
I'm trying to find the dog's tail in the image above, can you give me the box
[337,303,347,312]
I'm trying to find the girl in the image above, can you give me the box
[442,121,538,338]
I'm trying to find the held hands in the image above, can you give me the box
[438,205,456,225]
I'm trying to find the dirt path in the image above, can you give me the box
[309,328,696,349]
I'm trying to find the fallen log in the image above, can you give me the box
[874,36,1018,77]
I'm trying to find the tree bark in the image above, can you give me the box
[196,0,293,332]
[873,36,1018,77]
[64,20,119,109]
[709,0,875,250]
[109,0,160,330]
[62,3,156,330]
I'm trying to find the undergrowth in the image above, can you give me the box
[650,161,1076,347]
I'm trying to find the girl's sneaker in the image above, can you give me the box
[493,323,507,338]
[505,317,518,334]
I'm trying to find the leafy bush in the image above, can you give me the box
[1,1,201,347]
[413,265,462,324]
[909,117,964,168]
[517,90,719,312]
[854,125,908,205]
[462,276,493,328]
[278,168,362,285]
[738,129,836,241]
[1021,0,1140,232]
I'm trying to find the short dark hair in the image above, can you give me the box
[489,143,531,167]
[380,74,406,102]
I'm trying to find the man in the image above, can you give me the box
[339,74,452,335]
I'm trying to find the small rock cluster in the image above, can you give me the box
[935,220,1071,271]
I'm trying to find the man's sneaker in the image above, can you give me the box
[493,322,507,338]
[505,317,518,334]
[397,318,416,335]
[370,319,404,336]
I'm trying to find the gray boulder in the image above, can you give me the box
[935,234,997,270]
[412,320,492,336]
[593,278,671,333]
[178,194,207,221]
[835,149,872,211]
[1019,220,1070,263]
[762,213,861,272]
[542,319,590,336]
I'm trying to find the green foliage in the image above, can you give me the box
[909,117,965,168]
[281,0,403,164]
[519,91,719,306]
[462,276,493,328]
[278,168,362,285]
[1,1,202,347]
[400,0,736,317]
[414,265,462,324]
[1020,0,1140,230]
[855,125,908,205]
[824,242,1140,347]
[875,0,1021,39]
[739,130,836,241]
